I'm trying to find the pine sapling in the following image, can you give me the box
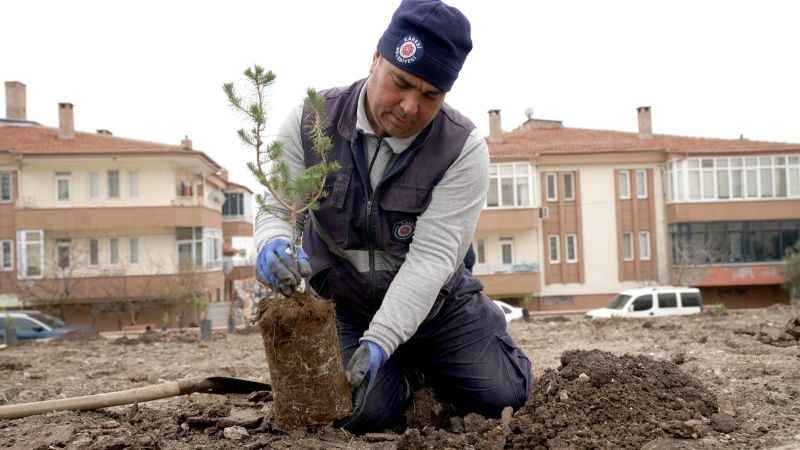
[223,65,338,294]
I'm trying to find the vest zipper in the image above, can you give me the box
[365,137,383,305]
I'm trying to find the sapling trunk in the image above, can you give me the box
[224,65,350,429]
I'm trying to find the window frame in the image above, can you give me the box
[89,239,99,266]
[129,237,139,264]
[639,231,651,260]
[500,237,514,266]
[548,235,560,264]
[109,238,120,265]
[618,170,631,199]
[128,170,140,198]
[486,162,535,209]
[56,239,71,269]
[0,239,13,271]
[476,239,486,264]
[565,233,578,263]
[107,170,120,199]
[636,169,648,199]
[0,171,12,202]
[622,232,634,261]
[546,173,558,202]
[18,230,44,279]
[55,172,71,203]
[88,171,100,200]
[564,172,576,201]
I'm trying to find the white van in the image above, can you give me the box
[585,287,703,319]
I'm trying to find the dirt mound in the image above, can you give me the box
[397,350,721,449]
[508,349,719,449]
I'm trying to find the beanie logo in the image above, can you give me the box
[395,35,424,65]
[392,219,416,241]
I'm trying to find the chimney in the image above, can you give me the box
[488,109,503,143]
[181,135,193,150]
[219,168,229,180]
[96,129,113,136]
[637,106,652,139]
[5,81,27,120]
[58,103,75,140]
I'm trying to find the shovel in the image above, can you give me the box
[0,376,271,420]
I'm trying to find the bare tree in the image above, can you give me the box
[669,233,731,287]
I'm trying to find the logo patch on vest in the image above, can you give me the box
[392,219,416,241]
[395,35,423,65]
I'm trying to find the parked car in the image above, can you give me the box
[493,300,524,323]
[0,311,89,341]
[585,287,703,319]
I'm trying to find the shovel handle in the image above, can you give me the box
[0,378,209,420]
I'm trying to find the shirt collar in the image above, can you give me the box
[355,79,419,155]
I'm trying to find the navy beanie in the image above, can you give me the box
[377,0,472,92]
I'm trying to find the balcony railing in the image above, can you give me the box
[473,262,539,275]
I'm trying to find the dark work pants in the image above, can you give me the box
[335,288,532,432]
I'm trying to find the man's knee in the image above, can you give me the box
[470,335,533,417]
[341,363,411,433]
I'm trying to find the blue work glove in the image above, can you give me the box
[345,340,386,388]
[256,238,311,297]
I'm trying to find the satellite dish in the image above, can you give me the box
[525,108,534,120]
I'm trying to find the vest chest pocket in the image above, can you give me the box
[315,171,353,245]
[379,184,432,254]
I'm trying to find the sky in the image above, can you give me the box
[3,0,800,192]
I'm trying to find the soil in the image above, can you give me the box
[258,293,351,429]
[1,304,799,449]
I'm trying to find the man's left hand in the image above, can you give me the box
[345,341,386,388]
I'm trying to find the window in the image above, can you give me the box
[110,238,119,265]
[622,232,634,261]
[618,170,630,199]
[632,295,653,311]
[566,234,578,263]
[658,293,678,308]
[636,170,647,198]
[564,172,575,201]
[546,173,558,201]
[107,170,120,199]
[500,237,513,265]
[639,231,651,260]
[88,172,100,200]
[89,239,99,266]
[775,157,787,198]
[0,171,11,201]
[476,239,486,264]
[223,193,246,216]
[670,220,800,264]
[0,240,12,271]
[18,230,44,279]
[487,163,534,208]
[760,156,773,198]
[204,229,222,269]
[129,170,139,198]
[57,239,71,269]
[177,227,203,269]
[716,159,730,199]
[745,157,758,198]
[701,159,715,199]
[681,292,702,307]
[129,238,139,264]
[548,235,560,263]
[730,158,744,199]
[55,172,71,202]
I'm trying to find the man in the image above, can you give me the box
[256,0,531,432]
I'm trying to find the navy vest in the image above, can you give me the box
[301,78,482,318]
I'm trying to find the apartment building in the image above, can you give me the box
[475,107,799,312]
[0,81,254,330]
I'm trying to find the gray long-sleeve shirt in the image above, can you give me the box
[255,81,488,357]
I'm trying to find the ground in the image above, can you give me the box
[1,304,799,449]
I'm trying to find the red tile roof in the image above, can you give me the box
[0,125,221,169]
[490,122,800,159]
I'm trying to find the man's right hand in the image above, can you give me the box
[256,238,311,296]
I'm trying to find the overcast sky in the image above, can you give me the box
[4,1,800,192]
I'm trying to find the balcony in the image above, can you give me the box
[223,220,253,238]
[15,205,222,231]
[477,208,538,232]
[473,262,540,298]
